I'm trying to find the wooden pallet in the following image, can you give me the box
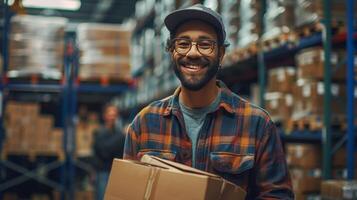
[262,32,293,51]
[77,76,133,86]
[287,114,347,132]
[2,148,65,161]
[293,20,346,39]
[231,43,258,62]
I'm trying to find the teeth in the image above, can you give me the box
[186,65,201,69]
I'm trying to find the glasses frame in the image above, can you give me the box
[171,38,217,56]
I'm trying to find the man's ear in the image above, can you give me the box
[219,46,226,64]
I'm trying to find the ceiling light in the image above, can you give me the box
[6,0,81,11]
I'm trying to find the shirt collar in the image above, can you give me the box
[163,80,236,116]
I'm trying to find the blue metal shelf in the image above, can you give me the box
[280,131,323,142]
[5,83,64,92]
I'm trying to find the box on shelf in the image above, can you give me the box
[104,155,246,200]
[8,15,67,76]
[321,180,357,200]
[3,101,63,154]
[292,80,347,117]
[290,168,321,193]
[263,0,295,40]
[295,47,347,81]
[286,144,321,169]
[294,0,355,27]
[267,67,296,93]
[76,23,132,80]
[264,92,293,126]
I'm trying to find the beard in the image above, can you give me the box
[172,56,220,91]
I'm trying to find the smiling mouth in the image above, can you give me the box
[181,63,207,72]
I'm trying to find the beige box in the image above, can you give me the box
[104,155,246,200]
[286,144,321,169]
[290,168,321,193]
[321,180,357,200]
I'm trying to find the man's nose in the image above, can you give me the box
[186,43,201,57]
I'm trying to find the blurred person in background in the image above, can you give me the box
[124,4,293,199]
[92,103,125,200]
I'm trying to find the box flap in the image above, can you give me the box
[141,155,219,177]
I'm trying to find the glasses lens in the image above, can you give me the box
[197,40,214,55]
[173,39,215,55]
[174,39,191,54]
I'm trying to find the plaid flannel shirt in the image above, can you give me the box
[124,80,294,199]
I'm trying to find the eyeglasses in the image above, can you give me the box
[172,38,216,56]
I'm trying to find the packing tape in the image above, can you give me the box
[144,167,160,200]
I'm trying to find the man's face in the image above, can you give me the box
[170,20,224,91]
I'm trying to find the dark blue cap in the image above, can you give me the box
[164,4,229,47]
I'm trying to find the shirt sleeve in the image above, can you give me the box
[123,121,139,161]
[250,120,294,199]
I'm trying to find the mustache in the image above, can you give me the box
[178,58,209,66]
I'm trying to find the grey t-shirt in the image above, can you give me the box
[179,91,221,167]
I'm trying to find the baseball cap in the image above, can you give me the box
[164,4,229,47]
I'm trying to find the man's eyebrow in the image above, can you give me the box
[197,36,214,40]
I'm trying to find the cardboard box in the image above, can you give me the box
[321,180,357,200]
[286,144,321,169]
[295,47,348,81]
[290,168,321,193]
[104,155,246,200]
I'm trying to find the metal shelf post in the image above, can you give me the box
[322,0,332,179]
[346,0,356,180]
[258,0,267,107]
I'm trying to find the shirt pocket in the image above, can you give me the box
[137,149,177,161]
[210,152,254,175]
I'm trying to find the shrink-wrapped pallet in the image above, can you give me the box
[8,15,67,79]
[76,23,132,80]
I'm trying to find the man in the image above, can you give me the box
[124,4,294,199]
[92,104,126,200]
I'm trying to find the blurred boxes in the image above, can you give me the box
[290,168,321,193]
[296,47,347,81]
[321,180,357,200]
[75,106,99,157]
[294,0,356,27]
[263,0,295,40]
[8,15,67,78]
[267,67,296,93]
[76,23,132,80]
[4,101,63,154]
[286,144,321,169]
[292,80,347,117]
[75,121,98,157]
[265,92,293,125]
[265,67,296,128]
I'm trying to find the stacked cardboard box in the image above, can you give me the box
[4,101,63,154]
[220,0,261,50]
[321,180,357,200]
[295,47,346,81]
[286,144,357,199]
[286,144,322,199]
[263,0,295,42]
[76,23,132,80]
[8,15,67,78]
[265,67,296,128]
[294,0,356,27]
[292,47,357,127]
[75,106,99,157]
